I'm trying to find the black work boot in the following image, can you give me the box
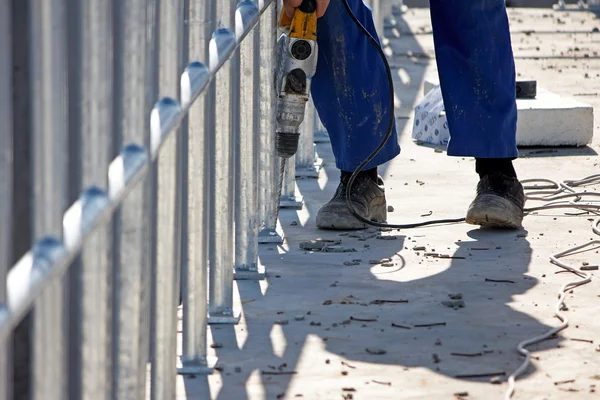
[466,173,525,229]
[316,174,387,230]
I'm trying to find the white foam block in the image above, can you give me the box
[423,76,594,147]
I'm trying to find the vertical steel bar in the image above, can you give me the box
[234,2,265,280]
[207,2,240,325]
[0,0,12,398]
[65,0,114,397]
[257,1,283,244]
[295,98,321,178]
[29,0,68,398]
[150,0,183,397]
[111,0,151,398]
[178,0,217,374]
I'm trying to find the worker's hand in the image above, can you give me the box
[284,0,330,18]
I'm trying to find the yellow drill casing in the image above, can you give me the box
[278,8,317,41]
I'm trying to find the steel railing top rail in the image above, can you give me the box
[0,0,274,339]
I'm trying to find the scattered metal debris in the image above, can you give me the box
[310,321,321,326]
[555,379,576,386]
[234,366,242,373]
[391,323,411,329]
[485,278,515,284]
[442,300,465,310]
[470,247,490,251]
[350,316,378,322]
[455,372,505,379]
[581,265,599,271]
[490,376,503,385]
[365,348,387,355]
[372,380,392,386]
[432,353,440,363]
[211,342,223,348]
[343,260,361,266]
[300,239,341,251]
[413,246,426,251]
[370,299,408,305]
[388,205,395,212]
[323,300,332,305]
[454,392,469,397]
[294,315,305,321]
[451,352,483,358]
[448,293,463,300]
[262,371,297,375]
[342,388,356,392]
[570,338,593,343]
[435,339,442,346]
[376,235,399,240]
[349,230,379,240]
[414,322,446,328]
[421,210,432,217]
[323,246,357,253]
[275,320,289,325]
[341,361,356,369]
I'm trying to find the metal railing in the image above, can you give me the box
[0,0,330,398]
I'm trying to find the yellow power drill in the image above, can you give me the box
[274,0,319,158]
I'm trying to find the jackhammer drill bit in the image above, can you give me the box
[275,0,318,159]
[273,0,319,222]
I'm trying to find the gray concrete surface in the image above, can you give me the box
[176,7,600,400]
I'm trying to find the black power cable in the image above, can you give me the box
[340,0,466,229]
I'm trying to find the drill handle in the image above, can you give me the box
[298,0,317,13]
[278,0,318,40]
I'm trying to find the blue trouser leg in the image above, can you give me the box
[311,0,400,172]
[429,0,518,158]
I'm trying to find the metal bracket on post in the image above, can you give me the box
[178,356,219,376]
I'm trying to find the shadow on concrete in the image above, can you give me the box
[201,6,562,400]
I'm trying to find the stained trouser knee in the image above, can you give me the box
[310,0,400,172]
[429,0,518,158]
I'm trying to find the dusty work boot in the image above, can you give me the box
[466,173,525,229]
[316,173,387,230]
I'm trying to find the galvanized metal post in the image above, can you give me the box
[258,1,284,244]
[149,0,184,397]
[280,156,303,208]
[30,0,69,398]
[234,0,265,280]
[65,0,115,397]
[207,1,240,325]
[0,0,12,398]
[111,0,151,398]
[295,97,322,178]
[178,0,218,374]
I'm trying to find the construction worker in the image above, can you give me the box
[283,0,525,230]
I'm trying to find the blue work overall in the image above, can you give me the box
[311,0,519,172]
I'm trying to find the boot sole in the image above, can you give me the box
[466,194,523,229]
[316,203,387,230]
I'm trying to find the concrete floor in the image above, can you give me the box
[177,7,600,400]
